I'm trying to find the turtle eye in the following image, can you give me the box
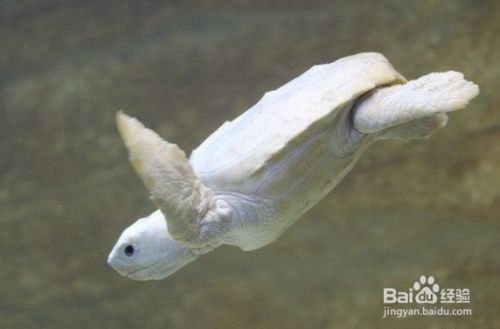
[123,244,135,257]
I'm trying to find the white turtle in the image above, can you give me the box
[107,52,479,280]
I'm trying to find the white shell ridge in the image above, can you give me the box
[190,53,405,193]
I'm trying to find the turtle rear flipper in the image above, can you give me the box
[353,71,479,135]
[377,113,448,141]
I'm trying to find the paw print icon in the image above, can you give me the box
[414,275,440,304]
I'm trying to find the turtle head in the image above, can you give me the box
[107,210,198,281]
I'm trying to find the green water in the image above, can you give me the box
[1,1,499,328]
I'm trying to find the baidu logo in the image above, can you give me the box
[413,275,440,304]
[382,275,472,318]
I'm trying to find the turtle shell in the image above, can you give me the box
[190,53,405,193]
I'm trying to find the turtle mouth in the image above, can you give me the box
[126,260,166,280]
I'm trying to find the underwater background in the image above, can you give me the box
[1,1,500,328]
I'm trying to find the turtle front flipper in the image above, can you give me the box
[116,112,230,247]
[352,71,479,135]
